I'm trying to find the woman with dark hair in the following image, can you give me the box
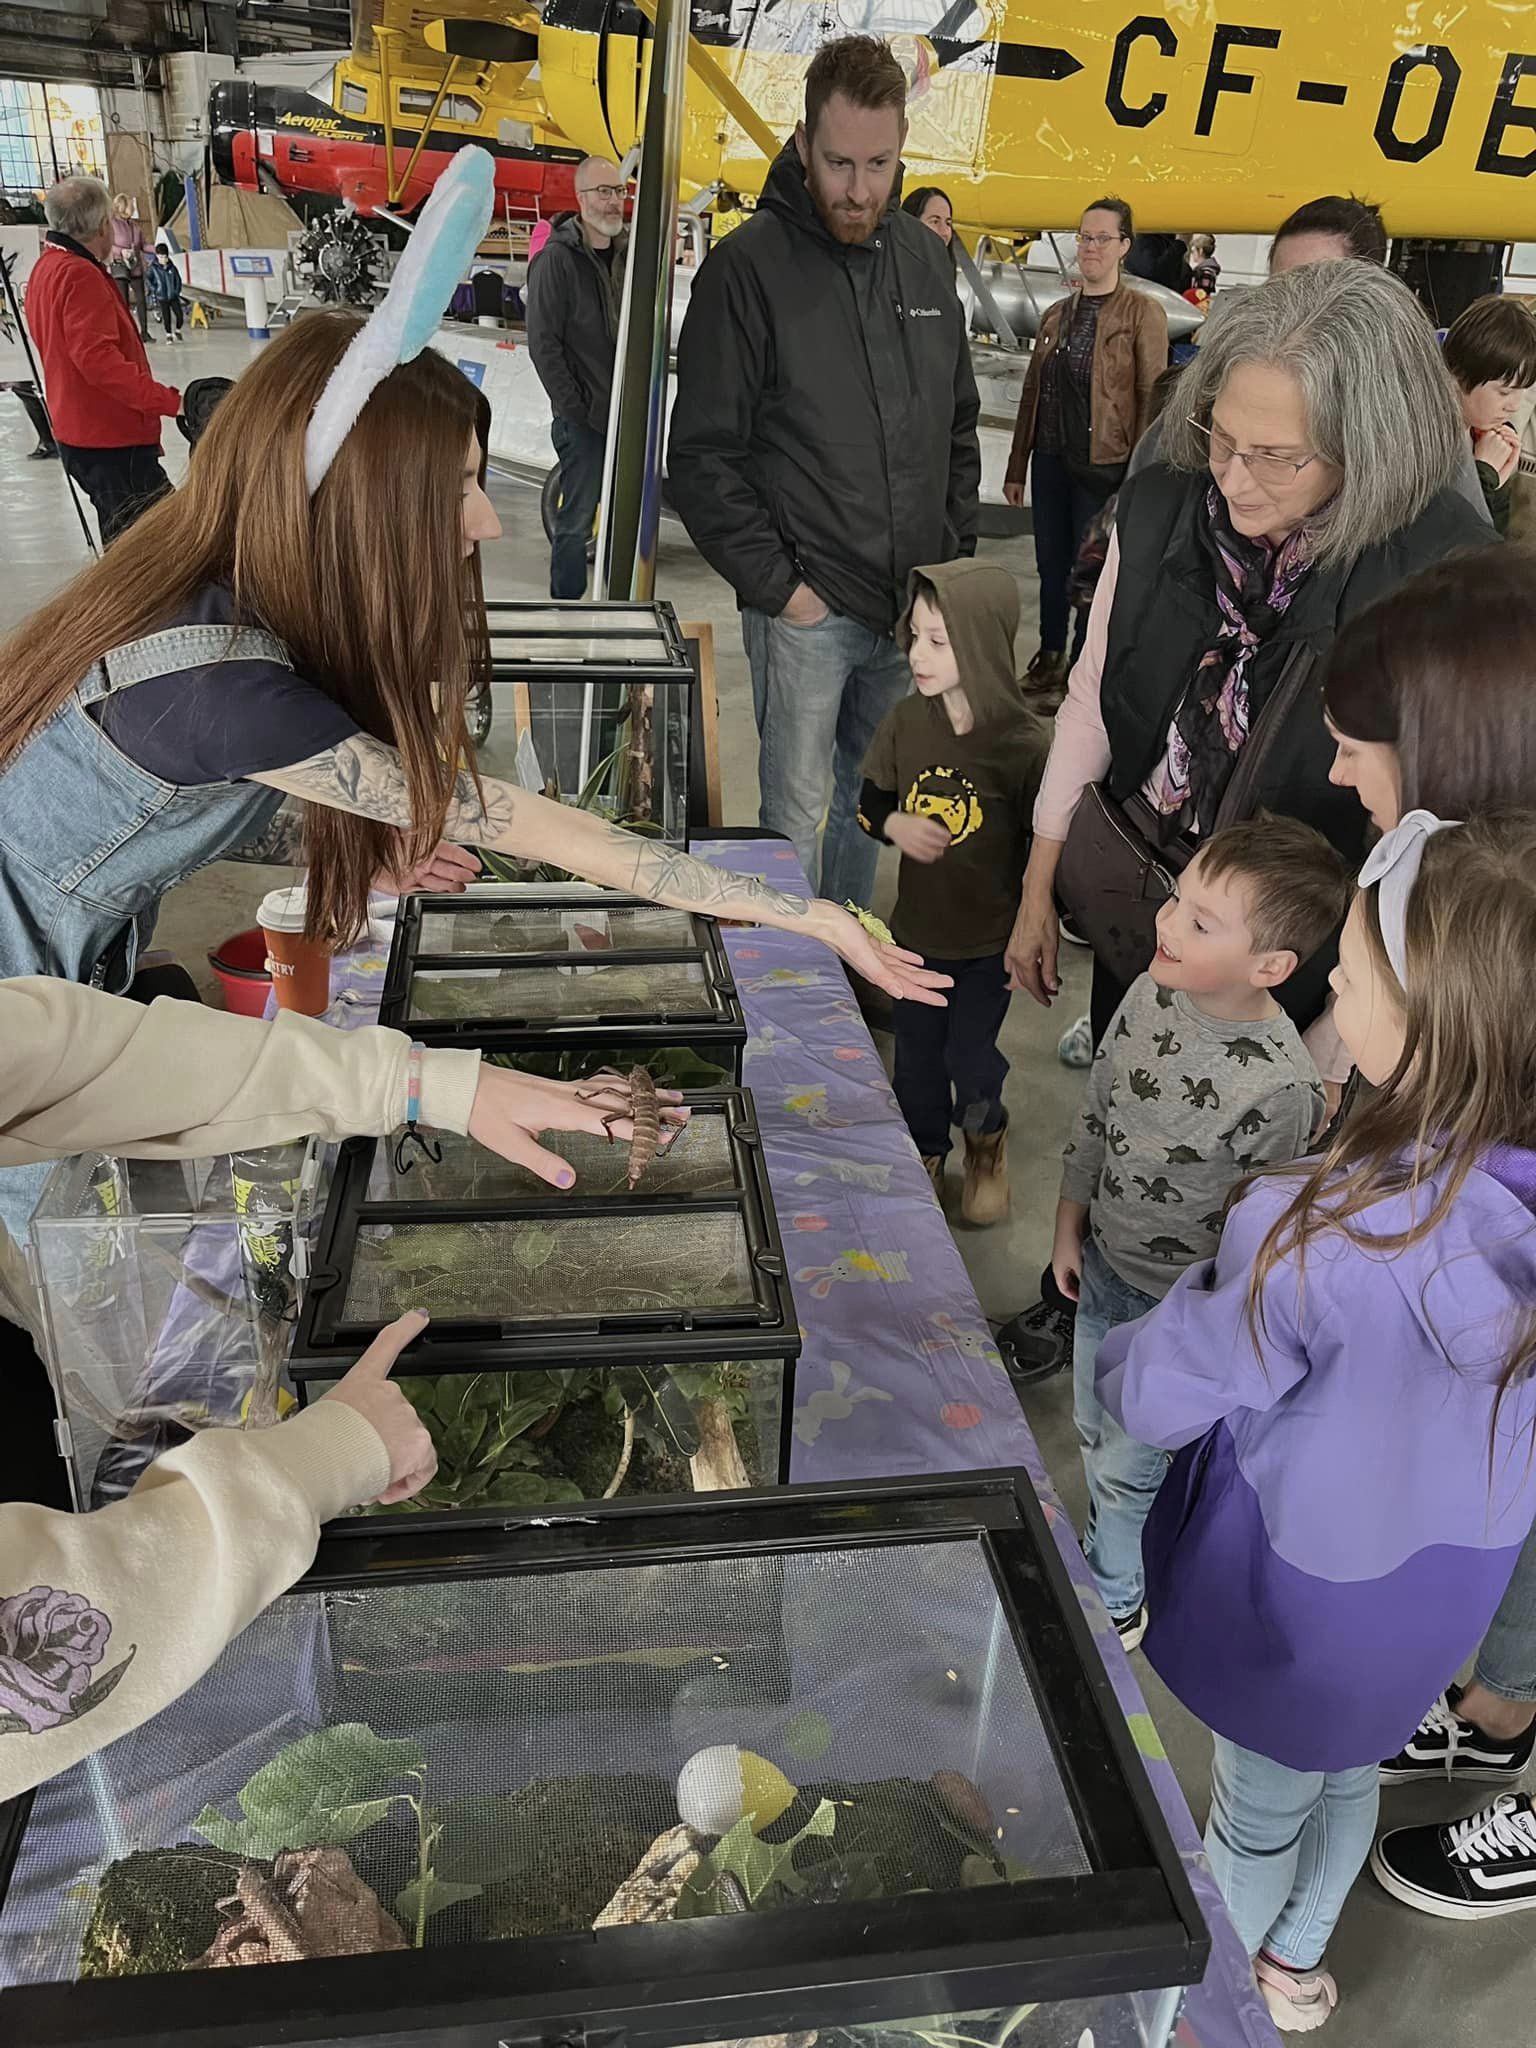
[902,185,955,259]
[1317,545,1536,1928]
[1003,196,1168,690]
[1269,194,1388,272]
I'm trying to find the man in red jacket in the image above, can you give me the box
[28,176,180,546]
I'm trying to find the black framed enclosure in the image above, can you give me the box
[380,889,745,1083]
[0,1475,1209,2048]
[290,1088,797,1380]
[483,599,696,849]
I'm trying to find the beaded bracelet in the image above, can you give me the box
[392,1041,444,1174]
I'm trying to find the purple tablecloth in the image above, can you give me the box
[299,843,1275,2048]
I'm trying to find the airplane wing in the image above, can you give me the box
[352,0,543,73]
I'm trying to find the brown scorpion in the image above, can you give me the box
[576,1066,687,1188]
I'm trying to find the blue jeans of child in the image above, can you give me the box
[1207,1735,1380,1970]
[549,416,605,600]
[1473,1513,1536,1703]
[741,605,912,902]
[892,952,1010,1160]
[1072,1235,1169,1619]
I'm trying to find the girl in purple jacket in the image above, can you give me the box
[1098,808,1536,2033]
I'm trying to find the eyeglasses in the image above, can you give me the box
[1187,416,1323,488]
[579,184,626,203]
[1076,232,1124,248]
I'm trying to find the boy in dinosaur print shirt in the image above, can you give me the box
[1051,817,1349,1643]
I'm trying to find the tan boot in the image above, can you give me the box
[922,1154,946,1205]
[961,1124,1009,1228]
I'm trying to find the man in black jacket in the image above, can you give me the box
[669,37,981,903]
[525,157,627,597]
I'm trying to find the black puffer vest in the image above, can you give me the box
[1102,464,1496,869]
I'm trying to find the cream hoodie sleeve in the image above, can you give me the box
[0,979,480,1799]
[0,978,480,1170]
[0,1404,390,1801]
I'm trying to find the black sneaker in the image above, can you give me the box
[1371,1793,1536,1920]
[1114,1605,1147,1653]
[1379,1685,1536,1784]
[997,1296,1074,1385]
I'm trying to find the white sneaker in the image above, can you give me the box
[1057,1013,1094,1068]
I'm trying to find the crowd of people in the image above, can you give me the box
[2,29,1536,2040]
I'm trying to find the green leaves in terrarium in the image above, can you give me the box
[375,1362,766,1513]
[674,1800,839,1918]
[393,1371,587,1511]
[192,1725,423,1861]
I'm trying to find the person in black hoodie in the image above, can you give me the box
[525,159,628,598]
[859,561,1048,1226]
[669,36,981,905]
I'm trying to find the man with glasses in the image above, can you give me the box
[525,157,629,598]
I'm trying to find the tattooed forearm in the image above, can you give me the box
[225,802,307,865]
[250,735,520,842]
[250,737,810,927]
[599,822,811,922]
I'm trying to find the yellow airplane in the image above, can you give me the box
[216,0,1536,238]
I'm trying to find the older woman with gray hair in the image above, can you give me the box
[1005,259,1495,1047]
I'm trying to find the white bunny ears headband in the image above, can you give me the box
[303,146,497,495]
[1357,808,1460,985]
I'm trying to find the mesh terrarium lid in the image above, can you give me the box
[290,1088,797,1375]
[379,890,746,1050]
[483,597,693,679]
[0,1476,1208,2048]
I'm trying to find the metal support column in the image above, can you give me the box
[594,0,690,601]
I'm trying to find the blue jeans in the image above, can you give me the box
[892,952,1010,1160]
[741,606,912,901]
[1475,1511,1536,1701]
[1072,1235,1168,1618]
[549,416,605,600]
[1206,1735,1380,1971]
[1031,445,1113,656]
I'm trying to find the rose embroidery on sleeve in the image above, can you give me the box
[0,1586,136,1736]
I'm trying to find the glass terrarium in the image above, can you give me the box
[288,1090,797,1508]
[478,598,696,854]
[26,1143,318,1512]
[379,886,746,1085]
[0,1476,1208,2048]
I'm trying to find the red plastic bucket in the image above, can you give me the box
[208,926,272,1016]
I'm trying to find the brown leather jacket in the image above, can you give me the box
[1005,284,1168,487]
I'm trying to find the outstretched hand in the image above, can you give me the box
[805,900,952,1008]
[319,1311,438,1506]
[466,1065,687,1186]
[375,837,481,897]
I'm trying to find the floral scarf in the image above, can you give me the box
[1157,485,1316,835]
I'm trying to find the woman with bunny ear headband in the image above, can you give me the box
[0,147,948,1016]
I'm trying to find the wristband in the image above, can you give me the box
[392,1041,444,1175]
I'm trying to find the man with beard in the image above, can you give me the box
[526,157,629,598]
[669,37,980,905]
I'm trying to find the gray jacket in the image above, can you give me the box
[525,215,627,433]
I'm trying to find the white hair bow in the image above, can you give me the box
[1357,807,1460,985]
[304,147,496,495]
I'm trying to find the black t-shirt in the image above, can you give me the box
[91,583,359,784]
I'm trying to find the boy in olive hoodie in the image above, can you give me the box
[859,561,1049,1224]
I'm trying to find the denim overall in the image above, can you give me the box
[0,622,293,1245]
[0,622,292,991]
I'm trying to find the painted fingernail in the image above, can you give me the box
[557,1169,574,1188]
